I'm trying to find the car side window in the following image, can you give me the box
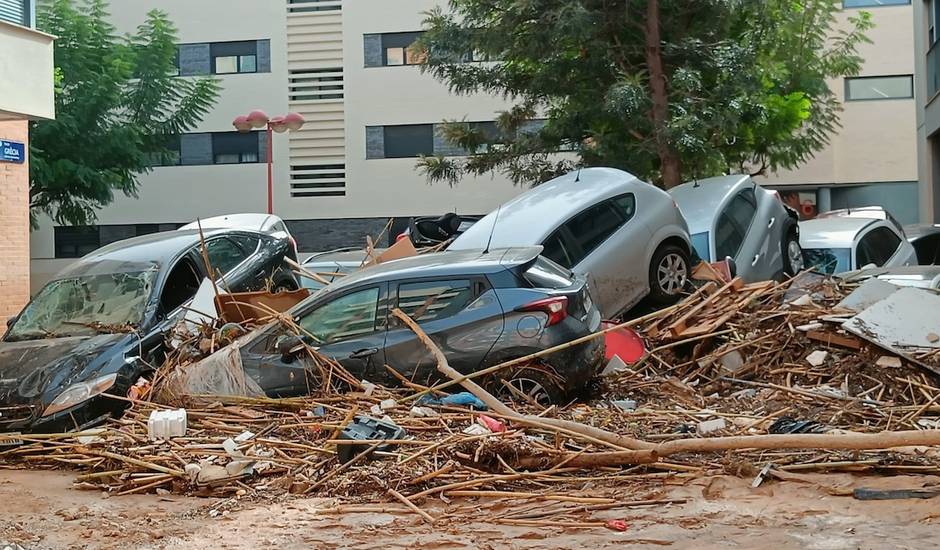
[205,237,250,276]
[858,226,901,268]
[396,279,475,323]
[542,230,576,268]
[728,189,757,233]
[715,212,745,261]
[298,287,381,344]
[231,234,261,255]
[557,193,636,265]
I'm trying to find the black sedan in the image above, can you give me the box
[0,228,297,433]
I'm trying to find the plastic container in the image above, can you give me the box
[337,416,405,463]
[148,408,188,441]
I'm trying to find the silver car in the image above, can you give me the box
[800,215,917,274]
[669,175,803,281]
[448,168,692,318]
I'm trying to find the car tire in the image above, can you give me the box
[492,366,565,407]
[648,244,690,304]
[782,231,804,277]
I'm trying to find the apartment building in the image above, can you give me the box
[0,0,54,322]
[29,0,919,290]
[916,0,940,221]
[29,0,521,291]
[758,0,918,224]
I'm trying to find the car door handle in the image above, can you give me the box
[751,254,760,266]
[350,348,379,360]
[767,217,775,229]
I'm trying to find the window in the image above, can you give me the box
[178,40,269,76]
[382,124,434,158]
[366,32,424,67]
[231,234,261,255]
[299,287,381,343]
[563,193,636,261]
[210,41,259,74]
[54,226,100,259]
[396,280,475,322]
[205,238,249,276]
[542,231,576,269]
[857,226,902,268]
[843,0,909,6]
[0,0,29,26]
[714,190,756,261]
[148,135,181,167]
[212,132,262,164]
[845,76,914,101]
[931,0,937,46]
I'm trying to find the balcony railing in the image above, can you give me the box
[0,0,30,27]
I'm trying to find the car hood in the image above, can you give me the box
[0,334,129,404]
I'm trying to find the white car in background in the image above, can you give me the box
[448,167,693,319]
[180,213,298,257]
[800,214,917,275]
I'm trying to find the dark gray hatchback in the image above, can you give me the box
[240,247,604,404]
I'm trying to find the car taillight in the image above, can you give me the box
[518,296,568,326]
[288,236,298,255]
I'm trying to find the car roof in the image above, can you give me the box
[54,228,237,279]
[310,247,543,297]
[448,168,649,250]
[669,174,751,234]
[904,224,940,241]
[180,213,280,233]
[799,217,880,248]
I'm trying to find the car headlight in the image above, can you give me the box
[42,373,118,417]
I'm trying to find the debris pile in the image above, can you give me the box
[4,272,940,526]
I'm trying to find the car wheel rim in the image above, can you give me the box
[787,240,804,272]
[657,253,688,295]
[500,377,552,407]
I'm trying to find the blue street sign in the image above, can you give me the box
[0,140,25,164]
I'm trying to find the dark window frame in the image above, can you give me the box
[392,277,480,324]
[382,124,434,158]
[212,132,262,165]
[210,41,259,75]
[844,74,914,102]
[380,31,425,67]
[540,193,637,268]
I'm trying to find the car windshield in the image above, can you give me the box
[7,266,159,341]
[691,232,710,262]
[803,248,851,275]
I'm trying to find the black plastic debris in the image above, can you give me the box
[769,417,827,435]
[337,416,406,464]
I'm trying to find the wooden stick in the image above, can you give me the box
[386,485,435,524]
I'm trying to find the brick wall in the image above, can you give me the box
[0,120,30,327]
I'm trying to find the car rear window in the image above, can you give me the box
[524,256,574,289]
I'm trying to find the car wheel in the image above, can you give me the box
[649,244,690,304]
[272,280,297,294]
[493,367,565,407]
[783,232,804,276]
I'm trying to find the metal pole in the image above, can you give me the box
[267,123,274,214]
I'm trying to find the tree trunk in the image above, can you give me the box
[644,0,681,189]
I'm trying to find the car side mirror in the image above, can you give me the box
[6,315,17,328]
[276,334,306,363]
[725,256,738,278]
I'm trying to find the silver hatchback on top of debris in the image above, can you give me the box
[448,168,693,319]
[669,174,803,282]
[799,210,917,275]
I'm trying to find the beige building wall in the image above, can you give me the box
[758,3,917,221]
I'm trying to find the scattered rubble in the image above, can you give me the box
[3,270,940,530]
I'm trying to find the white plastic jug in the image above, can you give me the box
[148,408,188,441]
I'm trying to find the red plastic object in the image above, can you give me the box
[601,322,646,364]
[477,414,506,433]
[605,519,629,531]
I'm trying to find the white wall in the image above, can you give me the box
[0,21,54,120]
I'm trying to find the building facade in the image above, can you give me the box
[758,0,918,224]
[916,0,940,221]
[29,0,918,290]
[0,0,55,322]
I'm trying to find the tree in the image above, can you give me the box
[30,0,220,226]
[416,0,872,189]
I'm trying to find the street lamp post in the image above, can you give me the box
[233,110,305,214]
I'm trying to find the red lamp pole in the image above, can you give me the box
[233,111,305,215]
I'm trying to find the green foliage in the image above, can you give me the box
[30,0,220,226]
[416,0,872,188]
